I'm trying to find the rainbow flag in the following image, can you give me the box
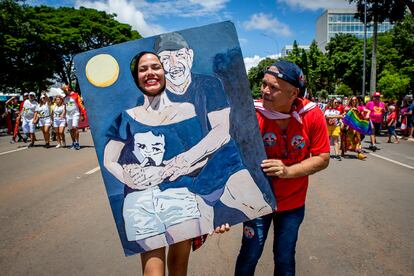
[342,109,372,135]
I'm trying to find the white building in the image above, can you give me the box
[281,45,310,57]
[316,8,393,52]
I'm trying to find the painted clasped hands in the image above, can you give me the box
[122,154,194,189]
[162,154,191,181]
[122,158,163,190]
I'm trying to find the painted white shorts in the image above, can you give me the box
[53,118,66,128]
[66,115,79,130]
[123,187,200,241]
[39,117,51,127]
[22,119,36,134]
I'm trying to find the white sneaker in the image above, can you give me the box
[55,144,61,148]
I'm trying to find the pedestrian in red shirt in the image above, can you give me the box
[386,105,399,144]
[62,84,86,150]
[335,97,344,114]
[235,60,330,275]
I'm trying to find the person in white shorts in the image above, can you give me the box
[35,94,52,148]
[63,85,85,150]
[52,95,66,148]
[22,92,39,147]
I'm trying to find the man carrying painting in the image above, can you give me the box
[235,60,330,276]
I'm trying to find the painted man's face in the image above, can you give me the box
[158,48,193,89]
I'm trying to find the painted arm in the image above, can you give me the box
[104,140,127,184]
[162,107,231,181]
[261,152,330,179]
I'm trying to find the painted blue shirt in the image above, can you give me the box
[166,73,229,136]
[106,110,202,195]
[106,106,245,203]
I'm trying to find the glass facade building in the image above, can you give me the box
[316,8,393,52]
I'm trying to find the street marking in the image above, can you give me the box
[370,153,414,170]
[0,147,28,156]
[85,166,100,175]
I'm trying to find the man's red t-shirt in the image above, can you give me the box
[256,98,330,212]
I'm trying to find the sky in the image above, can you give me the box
[28,0,355,71]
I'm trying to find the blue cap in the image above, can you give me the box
[264,60,305,90]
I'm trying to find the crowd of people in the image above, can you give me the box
[2,85,86,149]
[317,92,414,161]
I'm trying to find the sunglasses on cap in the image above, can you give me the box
[264,66,287,79]
[263,66,297,88]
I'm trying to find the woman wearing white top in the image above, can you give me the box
[22,92,39,147]
[35,94,52,148]
[52,95,66,148]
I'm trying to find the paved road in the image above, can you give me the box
[0,131,413,275]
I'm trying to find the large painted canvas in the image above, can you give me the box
[74,21,276,256]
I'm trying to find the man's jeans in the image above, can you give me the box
[235,206,305,276]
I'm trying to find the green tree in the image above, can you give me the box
[336,83,353,97]
[326,34,363,93]
[376,32,400,74]
[349,0,408,95]
[286,40,301,66]
[0,0,53,93]
[307,40,334,95]
[300,48,309,78]
[0,1,141,93]
[26,5,141,87]
[377,69,410,99]
[391,15,414,94]
[316,89,329,100]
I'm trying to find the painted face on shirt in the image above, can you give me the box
[137,53,166,96]
[260,67,298,112]
[132,131,165,166]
